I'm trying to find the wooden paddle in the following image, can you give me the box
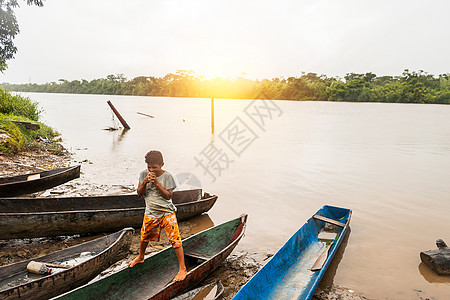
[311,242,334,271]
[42,262,72,269]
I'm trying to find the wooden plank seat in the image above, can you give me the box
[185,252,212,261]
[313,214,346,228]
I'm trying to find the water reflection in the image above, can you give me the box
[319,227,351,288]
[418,262,450,283]
[111,129,129,151]
[182,214,215,236]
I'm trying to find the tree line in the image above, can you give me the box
[2,70,450,104]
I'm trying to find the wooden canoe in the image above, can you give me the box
[0,227,134,300]
[233,205,352,300]
[54,214,248,300]
[171,280,224,300]
[0,165,81,197]
[0,192,218,240]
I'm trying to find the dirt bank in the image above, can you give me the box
[0,150,371,300]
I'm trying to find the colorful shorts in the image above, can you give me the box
[140,213,182,248]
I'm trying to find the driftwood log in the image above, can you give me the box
[12,120,40,130]
[420,239,450,275]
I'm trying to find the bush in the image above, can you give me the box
[0,121,26,154]
[0,88,61,155]
[0,87,42,121]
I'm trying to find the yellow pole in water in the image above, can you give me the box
[211,97,215,134]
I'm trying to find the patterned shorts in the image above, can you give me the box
[140,213,182,248]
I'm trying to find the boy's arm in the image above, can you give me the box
[137,180,147,197]
[151,173,174,200]
[153,181,174,200]
[137,172,151,197]
[137,173,173,199]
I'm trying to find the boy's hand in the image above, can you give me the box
[148,172,156,182]
[144,172,156,184]
[151,174,161,186]
[148,172,161,186]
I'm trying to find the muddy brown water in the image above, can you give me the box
[7,92,450,299]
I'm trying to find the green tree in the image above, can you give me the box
[0,0,43,71]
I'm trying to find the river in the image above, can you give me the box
[21,92,450,299]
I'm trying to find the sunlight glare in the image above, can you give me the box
[196,62,245,81]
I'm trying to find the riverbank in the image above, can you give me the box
[0,150,371,299]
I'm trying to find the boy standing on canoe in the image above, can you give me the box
[129,150,187,282]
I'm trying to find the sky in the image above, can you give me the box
[1,0,450,84]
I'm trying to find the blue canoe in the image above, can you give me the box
[233,205,352,300]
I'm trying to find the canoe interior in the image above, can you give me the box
[172,280,224,300]
[55,215,246,300]
[172,188,202,204]
[0,165,81,197]
[0,193,215,213]
[0,166,78,185]
[233,205,351,300]
[0,228,133,298]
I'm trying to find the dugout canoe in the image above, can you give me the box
[0,227,134,300]
[0,165,81,197]
[174,190,218,221]
[54,214,248,300]
[0,192,218,239]
[233,205,351,300]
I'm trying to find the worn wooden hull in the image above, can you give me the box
[176,193,217,220]
[233,205,351,300]
[54,214,248,300]
[0,165,81,197]
[0,228,134,300]
[0,193,218,240]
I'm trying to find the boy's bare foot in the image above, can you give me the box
[173,268,187,281]
[128,256,144,268]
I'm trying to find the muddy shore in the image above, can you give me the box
[0,150,370,299]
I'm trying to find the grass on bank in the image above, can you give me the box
[0,87,63,155]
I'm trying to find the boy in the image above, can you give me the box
[128,150,187,282]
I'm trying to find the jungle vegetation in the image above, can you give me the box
[0,86,59,154]
[2,70,450,104]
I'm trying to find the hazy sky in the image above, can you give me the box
[1,0,449,83]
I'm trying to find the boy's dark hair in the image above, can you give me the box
[145,150,164,165]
